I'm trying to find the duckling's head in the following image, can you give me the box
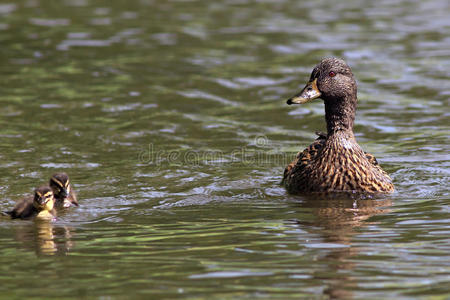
[33,186,55,211]
[49,172,70,199]
[287,57,357,105]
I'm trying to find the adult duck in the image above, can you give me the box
[283,58,394,193]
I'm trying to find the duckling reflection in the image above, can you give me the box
[10,222,75,256]
[49,173,78,208]
[5,186,56,220]
[34,219,57,255]
[291,194,392,299]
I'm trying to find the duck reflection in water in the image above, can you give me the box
[289,193,392,299]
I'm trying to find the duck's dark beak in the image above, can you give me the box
[286,78,321,105]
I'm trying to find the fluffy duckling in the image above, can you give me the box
[49,172,78,208]
[283,58,394,193]
[5,186,56,220]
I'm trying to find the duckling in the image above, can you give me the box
[5,186,56,220]
[283,57,394,193]
[49,172,78,208]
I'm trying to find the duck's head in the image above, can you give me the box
[49,172,71,199]
[287,57,357,105]
[33,186,55,211]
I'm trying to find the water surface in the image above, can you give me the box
[0,0,449,299]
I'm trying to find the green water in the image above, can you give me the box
[0,0,449,299]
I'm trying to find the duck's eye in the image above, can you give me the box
[329,71,336,77]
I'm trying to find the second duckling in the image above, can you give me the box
[49,172,78,208]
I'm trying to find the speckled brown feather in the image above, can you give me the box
[282,133,326,185]
[283,131,394,193]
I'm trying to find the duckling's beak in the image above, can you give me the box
[286,78,321,105]
[60,188,68,198]
[37,197,49,206]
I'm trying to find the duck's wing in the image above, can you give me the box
[282,135,326,184]
[364,151,393,179]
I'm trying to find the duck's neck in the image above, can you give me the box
[324,95,357,136]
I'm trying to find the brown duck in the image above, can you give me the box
[49,172,78,208]
[4,186,56,220]
[283,58,394,193]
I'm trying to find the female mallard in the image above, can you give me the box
[4,186,56,220]
[283,58,394,193]
[49,172,78,208]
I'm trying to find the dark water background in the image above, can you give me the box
[0,0,449,299]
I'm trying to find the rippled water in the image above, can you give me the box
[0,0,449,299]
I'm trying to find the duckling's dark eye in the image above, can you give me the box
[329,71,336,77]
